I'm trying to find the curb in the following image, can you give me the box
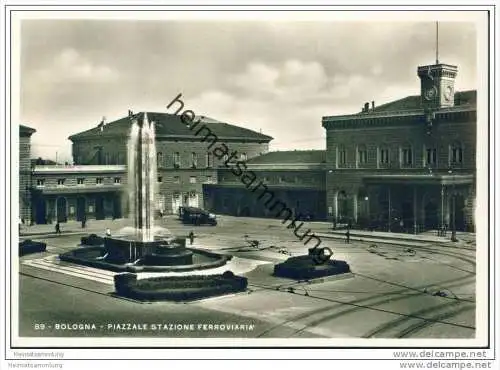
[317,233,474,250]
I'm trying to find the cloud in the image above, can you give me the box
[33,48,119,84]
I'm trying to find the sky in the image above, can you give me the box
[19,18,478,163]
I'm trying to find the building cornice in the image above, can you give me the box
[322,106,476,130]
[33,165,126,175]
[69,133,272,144]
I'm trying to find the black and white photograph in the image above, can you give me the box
[1,2,497,368]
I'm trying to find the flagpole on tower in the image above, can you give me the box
[436,21,439,64]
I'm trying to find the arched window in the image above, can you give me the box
[337,190,349,222]
[450,141,463,165]
[338,145,347,167]
[357,144,368,167]
[423,144,437,167]
[400,143,413,167]
[378,144,390,168]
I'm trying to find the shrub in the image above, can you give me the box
[115,272,248,301]
[114,273,137,295]
[80,234,104,246]
[222,270,235,278]
[19,240,47,256]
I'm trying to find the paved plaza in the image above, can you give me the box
[17,216,477,339]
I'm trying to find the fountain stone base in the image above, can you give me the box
[104,236,193,266]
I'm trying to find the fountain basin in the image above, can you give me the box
[103,236,194,266]
[59,246,231,273]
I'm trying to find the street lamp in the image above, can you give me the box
[448,169,458,242]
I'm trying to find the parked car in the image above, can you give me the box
[19,239,47,256]
[80,234,104,246]
[178,206,217,226]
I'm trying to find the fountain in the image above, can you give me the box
[103,112,194,266]
[60,112,230,273]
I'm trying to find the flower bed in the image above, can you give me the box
[114,271,247,301]
[273,255,351,280]
[80,234,104,246]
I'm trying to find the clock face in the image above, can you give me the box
[443,85,454,101]
[424,86,437,101]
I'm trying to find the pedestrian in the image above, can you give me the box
[55,222,61,234]
[81,217,86,229]
[345,229,350,244]
[188,231,194,245]
[105,228,111,237]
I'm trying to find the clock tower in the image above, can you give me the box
[417,63,458,109]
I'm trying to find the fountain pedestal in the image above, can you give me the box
[104,237,194,265]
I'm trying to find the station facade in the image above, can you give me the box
[322,63,476,232]
[22,112,272,224]
[203,150,327,220]
[20,61,477,233]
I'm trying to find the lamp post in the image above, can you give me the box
[364,195,369,229]
[448,169,458,242]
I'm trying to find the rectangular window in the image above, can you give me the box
[191,152,197,168]
[36,179,45,187]
[96,177,103,185]
[339,149,347,165]
[173,152,181,168]
[402,148,413,166]
[157,152,163,167]
[157,176,163,183]
[77,178,85,185]
[114,177,121,184]
[174,176,180,184]
[426,148,437,166]
[189,176,197,184]
[57,178,65,186]
[206,153,213,168]
[358,148,367,165]
[380,149,390,164]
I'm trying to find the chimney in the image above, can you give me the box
[364,102,370,112]
[372,101,375,111]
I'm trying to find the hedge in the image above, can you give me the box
[19,240,47,256]
[114,271,248,302]
[274,256,351,280]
